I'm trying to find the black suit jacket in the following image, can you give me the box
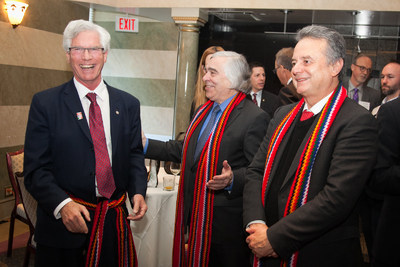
[370,97,400,266]
[24,79,147,248]
[278,81,302,106]
[146,98,270,244]
[244,98,378,266]
[247,90,281,118]
[342,80,381,111]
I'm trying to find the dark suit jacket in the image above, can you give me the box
[146,98,270,245]
[24,79,147,248]
[278,81,302,106]
[342,80,381,111]
[244,98,378,266]
[370,97,400,266]
[246,90,281,118]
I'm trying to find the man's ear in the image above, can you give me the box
[331,58,344,77]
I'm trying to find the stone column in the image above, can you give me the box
[172,8,207,139]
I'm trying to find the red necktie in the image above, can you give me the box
[300,110,314,121]
[86,93,116,199]
[252,93,258,105]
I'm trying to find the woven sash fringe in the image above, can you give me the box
[70,194,137,267]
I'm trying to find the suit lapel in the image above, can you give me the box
[63,80,92,142]
[107,84,121,158]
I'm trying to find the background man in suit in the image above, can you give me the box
[143,52,270,267]
[371,60,400,116]
[24,20,147,267]
[244,25,378,267]
[247,62,281,118]
[369,96,400,267]
[274,47,302,105]
[343,53,381,111]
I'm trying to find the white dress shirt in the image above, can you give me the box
[53,78,112,218]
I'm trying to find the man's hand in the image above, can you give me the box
[60,201,91,234]
[207,160,233,190]
[246,223,278,258]
[128,194,147,221]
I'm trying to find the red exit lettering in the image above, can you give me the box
[119,18,135,31]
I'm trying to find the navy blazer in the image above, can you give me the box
[24,79,147,248]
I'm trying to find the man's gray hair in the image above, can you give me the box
[211,51,251,94]
[296,25,346,79]
[63,19,111,52]
[275,47,294,71]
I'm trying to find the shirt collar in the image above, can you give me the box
[74,77,107,101]
[214,93,237,112]
[303,91,334,115]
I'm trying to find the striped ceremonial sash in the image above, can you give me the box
[254,86,347,267]
[71,194,137,267]
[173,92,246,267]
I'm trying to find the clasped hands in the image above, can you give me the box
[206,160,233,190]
[246,223,278,259]
[60,194,147,234]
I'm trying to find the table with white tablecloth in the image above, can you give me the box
[130,169,178,267]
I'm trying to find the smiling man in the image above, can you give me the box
[243,25,378,267]
[24,20,147,267]
[143,51,270,267]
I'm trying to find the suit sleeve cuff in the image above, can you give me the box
[54,198,72,219]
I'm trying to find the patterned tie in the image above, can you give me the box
[194,105,221,159]
[353,88,359,102]
[252,93,258,105]
[300,110,314,121]
[86,93,116,199]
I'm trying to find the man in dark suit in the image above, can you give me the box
[24,20,147,267]
[143,52,270,267]
[247,62,281,118]
[343,54,381,111]
[243,25,378,267]
[369,97,400,267]
[274,47,302,105]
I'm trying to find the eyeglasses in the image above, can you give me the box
[69,47,104,55]
[354,64,372,73]
[272,66,281,75]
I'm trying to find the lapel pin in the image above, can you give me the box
[76,112,83,120]
[116,110,120,115]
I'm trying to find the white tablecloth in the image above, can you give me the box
[130,169,178,267]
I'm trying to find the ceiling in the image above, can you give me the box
[78,2,400,38]
[207,9,400,27]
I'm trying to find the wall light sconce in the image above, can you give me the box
[4,0,28,28]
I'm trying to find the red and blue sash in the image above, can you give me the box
[173,92,246,267]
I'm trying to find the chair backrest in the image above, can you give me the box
[6,148,24,204]
[15,172,37,227]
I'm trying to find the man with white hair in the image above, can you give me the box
[143,51,270,267]
[24,20,147,266]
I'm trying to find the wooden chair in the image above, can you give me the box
[5,148,29,257]
[15,172,37,267]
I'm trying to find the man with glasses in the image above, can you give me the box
[24,19,147,266]
[343,54,381,111]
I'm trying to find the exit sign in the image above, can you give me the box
[115,16,139,33]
